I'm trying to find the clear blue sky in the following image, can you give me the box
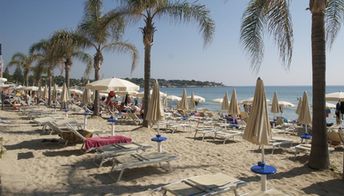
[1,0,344,86]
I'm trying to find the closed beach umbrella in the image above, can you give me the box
[326,92,344,101]
[298,91,312,129]
[296,97,302,114]
[178,89,189,111]
[189,92,196,110]
[145,80,165,128]
[82,87,92,106]
[228,89,240,116]
[43,85,48,100]
[221,92,229,111]
[61,83,69,103]
[242,78,272,192]
[37,85,42,99]
[243,78,272,146]
[271,92,281,114]
[52,84,58,104]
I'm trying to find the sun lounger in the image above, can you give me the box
[95,142,152,167]
[266,137,293,154]
[111,152,177,182]
[292,143,335,157]
[161,173,247,196]
[214,130,242,144]
[66,123,132,152]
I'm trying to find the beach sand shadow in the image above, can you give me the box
[17,151,34,160]
[302,178,344,195]
[43,149,84,157]
[4,138,65,150]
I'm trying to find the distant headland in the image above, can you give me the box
[124,78,225,88]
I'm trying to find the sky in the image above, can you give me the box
[1,0,344,86]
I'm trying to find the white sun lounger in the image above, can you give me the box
[292,143,335,157]
[95,142,152,167]
[111,152,177,182]
[161,173,247,196]
[214,130,242,144]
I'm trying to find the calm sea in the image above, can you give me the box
[159,86,344,123]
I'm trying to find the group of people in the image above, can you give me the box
[102,91,142,116]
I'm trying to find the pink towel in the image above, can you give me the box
[84,135,132,151]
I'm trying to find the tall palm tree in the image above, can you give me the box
[78,0,139,116]
[116,0,215,126]
[240,0,344,169]
[7,52,35,86]
[30,39,61,106]
[50,30,93,88]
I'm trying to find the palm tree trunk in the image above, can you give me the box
[308,3,329,169]
[65,58,72,88]
[24,70,29,86]
[48,71,52,106]
[93,51,102,116]
[142,17,154,127]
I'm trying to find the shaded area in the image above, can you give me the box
[43,149,84,157]
[302,179,344,195]
[4,138,66,150]
[17,151,34,160]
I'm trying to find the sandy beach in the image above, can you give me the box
[0,108,343,196]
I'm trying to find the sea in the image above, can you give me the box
[159,86,344,123]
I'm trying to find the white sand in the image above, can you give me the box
[0,109,343,195]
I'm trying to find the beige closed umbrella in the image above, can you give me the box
[271,92,280,114]
[61,83,70,112]
[298,91,312,133]
[82,87,92,106]
[221,92,229,111]
[52,84,58,104]
[189,92,196,110]
[228,88,240,116]
[145,80,165,128]
[178,89,189,112]
[295,97,302,114]
[243,78,272,192]
[43,85,49,100]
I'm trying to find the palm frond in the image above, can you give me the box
[266,0,293,68]
[103,41,139,74]
[154,1,215,46]
[325,0,344,48]
[240,0,266,70]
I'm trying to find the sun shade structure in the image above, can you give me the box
[243,78,273,192]
[43,85,48,100]
[271,92,281,114]
[228,89,240,116]
[85,77,139,93]
[295,97,302,114]
[221,92,229,111]
[61,83,69,103]
[82,87,92,106]
[189,92,196,110]
[145,80,165,129]
[178,89,189,111]
[298,91,312,132]
[52,84,58,104]
[326,92,344,101]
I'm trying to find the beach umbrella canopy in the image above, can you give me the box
[213,98,223,103]
[221,92,229,111]
[189,92,196,110]
[298,91,312,125]
[187,95,205,103]
[166,95,181,101]
[271,92,281,114]
[326,102,336,109]
[61,83,69,103]
[295,97,302,114]
[278,101,295,108]
[178,89,189,110]
[82,87,92,105]
[228,89,240,116]
[85,77,139,93]
[241,97,270,105]
[243,78,272,146]
[145,80,164,127]
[70,88,83,95]
[326,92,344,102]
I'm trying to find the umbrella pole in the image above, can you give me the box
[261,144,267,192]
[305,124,308,134]
[83,115,87,129]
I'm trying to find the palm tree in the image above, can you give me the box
[78,0,139,116]
[7,52,35,86]
[50,30,93,88]
[30,39,61,106]
[116,0,215,126]
[240,0,344,169]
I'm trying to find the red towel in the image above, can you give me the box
[84,135,132,151]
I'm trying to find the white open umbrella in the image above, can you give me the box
[86,77,139,93]
[243,78,272,192]
[187,95,205,103]
[213,98,223,103]
[278,101,295,108]
[326,92,344,102]
[166,95,181,102]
